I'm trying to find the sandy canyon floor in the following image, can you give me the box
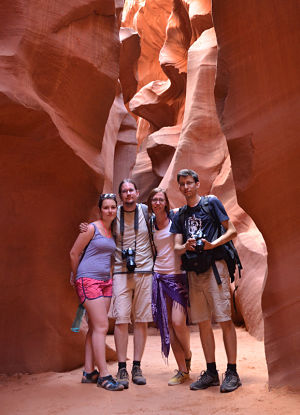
[1,327,299,415]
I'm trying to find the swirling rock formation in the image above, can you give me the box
[0,0,122,373]
[123,0,267,340]
[212,0,300,390]
[160,28,267,339]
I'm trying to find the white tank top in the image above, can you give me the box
[153,220,183,274]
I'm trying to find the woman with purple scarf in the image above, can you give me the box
[147,188,191,386]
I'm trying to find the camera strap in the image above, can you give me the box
[119,205,139,253]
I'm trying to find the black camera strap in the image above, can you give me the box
[120,205,139,253]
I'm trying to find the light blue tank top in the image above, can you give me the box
[76,224,116,281]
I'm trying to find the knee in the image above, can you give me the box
[198,320,213,333]
[219,320,234,332]
[172,317,185,332]
[94,321,109,335]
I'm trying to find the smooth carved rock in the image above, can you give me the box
[160,28,267,339]
[147,125,181,179]
[0,0,120,374]
[212,0,300,390]
[119,27,141,104]
[102,88,137,196]
[127,1,213,193]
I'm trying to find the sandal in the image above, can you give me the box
[97,375,124,391]
[81,369,99,384]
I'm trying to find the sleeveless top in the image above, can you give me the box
[76,223,116,281]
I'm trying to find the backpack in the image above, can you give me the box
[178,196,242,285]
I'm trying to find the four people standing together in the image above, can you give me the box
[70,169,242,393]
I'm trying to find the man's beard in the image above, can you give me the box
[123,199,136,210]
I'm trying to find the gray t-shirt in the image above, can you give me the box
[113,204,153,274]
[76,224,116,281]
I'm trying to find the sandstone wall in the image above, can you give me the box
[212,0,300,390]
[123,0,267,339]
[0,0,123,374]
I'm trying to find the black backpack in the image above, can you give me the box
[178,196,242,285]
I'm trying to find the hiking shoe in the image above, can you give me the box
[116,367,129,389]
[220,370,242,393]
[131,365,146,385]
[185,351,192,373]
[190,370,220,390]
[168,370,189,386]
[81,369,99,383]
[97,375,124,391]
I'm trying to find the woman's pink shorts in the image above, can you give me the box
[75,277,112,304]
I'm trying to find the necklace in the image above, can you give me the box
[99,219,112,238]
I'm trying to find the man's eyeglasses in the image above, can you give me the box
[121,188,136,194]
[179,180,195,187]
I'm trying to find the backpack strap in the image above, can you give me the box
[140,203,157,259]
[200,196,224,286]
[201,197,243,313]
[178,205,188,242]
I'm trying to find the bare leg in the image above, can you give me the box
[133,322,147,361]
[114,323,129,362]
[84,323,94,373]
[166,297,190,372]
[84,297,111,377]
[219,320,237,364]
[198,320,216,363]
[171,304,191,360]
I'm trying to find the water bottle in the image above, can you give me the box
[71,304,86,332]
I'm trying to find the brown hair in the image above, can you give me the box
[118,178,138,196]
[177,169,199,183]
[147,187,170,215]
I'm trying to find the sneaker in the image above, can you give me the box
[185,351,192,373]
[81,369,99,384]
[190,370,220,390]
[116,367,129,389]
[97,375,124,391]
[220,370,242,393]
[131,365,146,385]
[168,370,189,386]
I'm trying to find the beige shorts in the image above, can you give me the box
[188,260,231,324]
[109,273,153,324]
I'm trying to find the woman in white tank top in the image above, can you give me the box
[148,188,192,386]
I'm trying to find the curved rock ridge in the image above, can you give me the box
[127,0,214,194]
[0,0,122,373]
[212,0,300,390]
[160,28,267,339]
[124,1,267,341]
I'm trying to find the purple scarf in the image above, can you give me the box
[152,272,188,359]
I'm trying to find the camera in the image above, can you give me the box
[122,247,136,272]
[190,230,205,253]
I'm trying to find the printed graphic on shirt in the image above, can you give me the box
[187,214,202,237]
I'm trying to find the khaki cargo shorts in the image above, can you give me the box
[188,260,231,323]
[109,272,153,324]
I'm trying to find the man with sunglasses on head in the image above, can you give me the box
[110,179,154,389]
[170,169,242,393]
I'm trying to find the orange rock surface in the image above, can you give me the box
[1,0,299,393]
[0,0,122,373]
[212,0,300,390]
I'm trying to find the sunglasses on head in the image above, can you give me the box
[100,193,117,200]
